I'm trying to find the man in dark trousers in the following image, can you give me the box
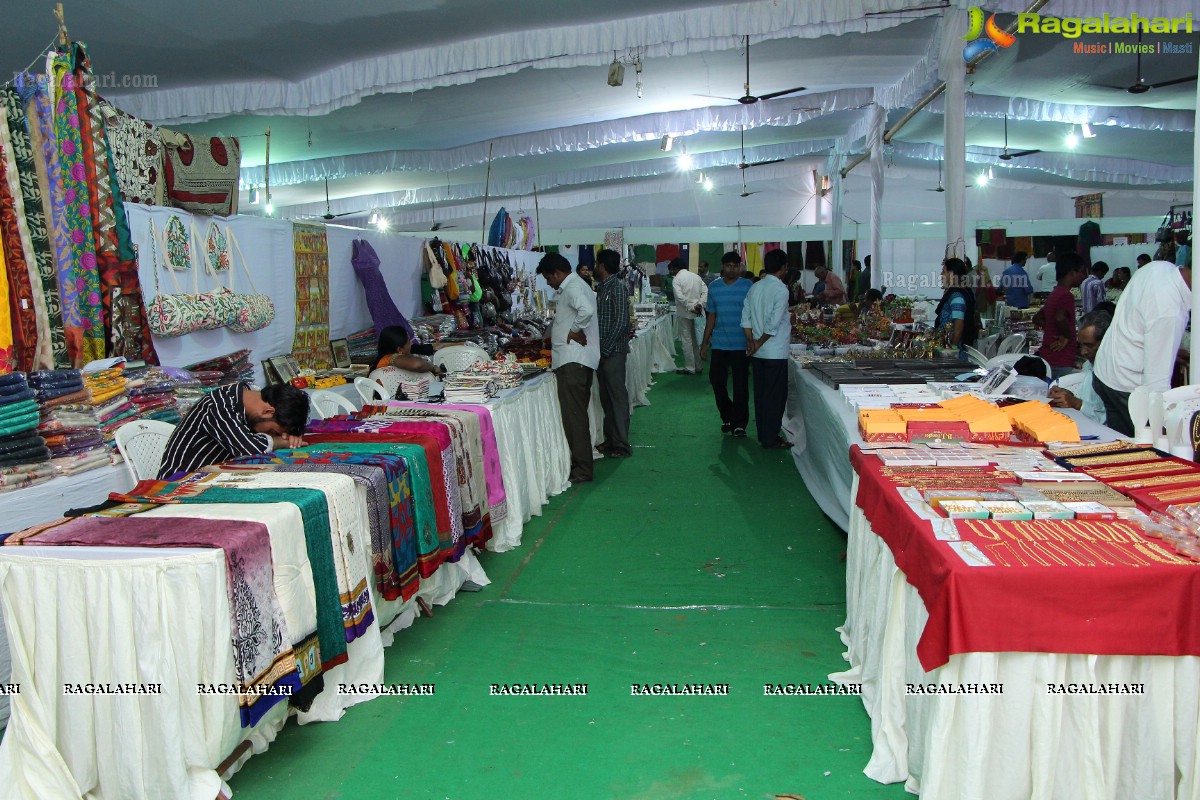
[594,249,632,458]
[538,252,600,482]
[700,251,753,437]
[741,248,793,449]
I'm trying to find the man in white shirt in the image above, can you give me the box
[669,258,708,375]
[538,253,601,483]
[1092,260,1192,436]
[1037,251,1058,294]
[741,248,793,449]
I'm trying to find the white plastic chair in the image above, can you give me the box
[433,345,489,374]
[997,333,1027,355]
[310,388,359,419]
[354,377,388,405]
[976,334,1000,358]
[114,419,176,484]
[962,346,988,367]
[984,353,1051,377]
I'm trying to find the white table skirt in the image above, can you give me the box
[832,475,1200,800]
[4,464,132,534]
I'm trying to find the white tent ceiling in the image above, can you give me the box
[3,0,1195,231]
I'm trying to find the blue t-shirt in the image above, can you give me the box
[705,277,753,351]
[1001,263,1033,308]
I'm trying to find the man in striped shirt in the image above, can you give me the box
[157,382,310,478]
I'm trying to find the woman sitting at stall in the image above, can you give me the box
[934,258,978,359]
[376,326,444,375]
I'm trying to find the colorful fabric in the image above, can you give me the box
[205,473,375,644]
[51,50,103,363]
[0,231,13,372]
[381,403,508,523]
[0,103,48,371]
[229,452,424,601]
[288,224,331,367]
[6,514,301,727]
[352,239,413,341]
[0,151,38,372]
[99,100,164,205]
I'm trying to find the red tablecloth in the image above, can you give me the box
[850,445,1200,671]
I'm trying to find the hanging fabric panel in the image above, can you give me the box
[0,134,40,372]
[51,50,104,363]
[99,100,165,205]
[0,242,13,373]
[291,223,331,370]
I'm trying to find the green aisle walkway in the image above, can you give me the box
[230,372,911,800]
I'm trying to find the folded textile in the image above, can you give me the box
[0,373,28,389]
[98,402,135,424]
[0,445,52,467]
[43,431,105,449]
[0,381,31,397]
[35,383,87,402]
[0,472,55,492]
[50,441,107,459]
[0,412,42,437]
[0,463,55,485]
[41,389,92,409]
[0,389,36,406]
[88,386,127,406]
[0,433,45,455]
[39,412,100,428]
[0,400,39,423]
[80,368,122,382]
[28,369,81,383]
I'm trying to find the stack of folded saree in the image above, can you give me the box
[0,373,52,488]
[84,368,137,447]
[28,370,87,406]
[185,349,253,387]
[126,368,181,424]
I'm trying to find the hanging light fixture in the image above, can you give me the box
[703,177,714,191]
[375,216,390,231]
[975,172,989,187]
[660,134,674,152]
[677,151,694,170]
[695,171,706,184]
[248,186,260,205]
[368,211,380,226]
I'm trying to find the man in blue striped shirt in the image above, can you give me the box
[700,251,753,436]
[741,249,793,450]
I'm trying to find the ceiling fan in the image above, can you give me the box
[299,176,369,220]
[427,200,457,231]
[997,114,1040,160]
[738,171,761,198]
[1097,32,1197,93]
[926,161,974,192]
[697,35,807,105]
[737,125,784,169]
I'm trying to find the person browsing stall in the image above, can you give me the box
[1002,251,1034,309]
[1093,260,1192,436]
[1049,309,1111,424]
[594,249,632,458]
[741,249,792,450]
[813,266,847,305]
[669,258,708,375]
[700,251,753,437]
[934,258,978,359]
[1080,261,1108,315]
[157,382,310,478]
[1034,252,1085,381]
[538,252,600,483]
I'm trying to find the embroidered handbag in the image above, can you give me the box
[222,228,275,333]
[145,218,222,337]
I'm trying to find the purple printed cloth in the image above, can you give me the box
[352,239,414,341]
[5,514,302,727]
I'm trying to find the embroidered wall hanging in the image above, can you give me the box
[290,223,330,370]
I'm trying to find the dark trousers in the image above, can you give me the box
[709,348,749,429]
[1093,374,1133,437]
[598,350,631,455]
[751,357,788,446]
[555,362,595,481]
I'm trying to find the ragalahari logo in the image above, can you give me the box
[962,7,1016,62]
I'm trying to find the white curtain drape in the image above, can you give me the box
[1190,75,1199,381]
[868,104,886,292]
[939,8,968,258]
[106,2,937,124]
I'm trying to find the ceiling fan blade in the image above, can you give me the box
[329,209,370,218]
[1148,74,1197,89]
[694,93,739,102]
[1094,83,1131,91]
[756,86,808,101]
[927,186,946,192]
[993,149,1041,160]
[739,191,762,197]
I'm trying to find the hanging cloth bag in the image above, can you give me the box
[145,218,221,337]
[223,227,275,333]
[192,221,237,329]
[425,240,447,289]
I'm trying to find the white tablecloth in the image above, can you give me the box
[833,480,1200,800]
[4,464,132,535]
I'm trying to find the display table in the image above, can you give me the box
[783,361,1121,531]
[5,464,133,534]
[835,456,1200,800]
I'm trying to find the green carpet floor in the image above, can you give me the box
[229,371,911,800]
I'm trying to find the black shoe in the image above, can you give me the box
[763,437,793,450]
[607,449,632,458]
[569,473,594,483]
[721,423,733,434]
[732,427,746,437]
